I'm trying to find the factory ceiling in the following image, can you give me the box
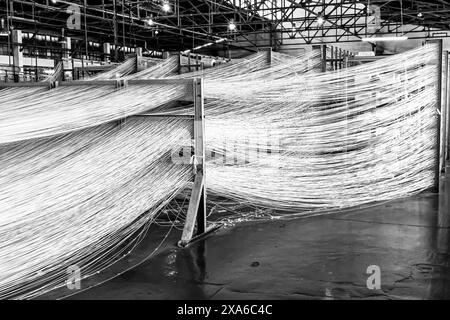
[0,0,449,56]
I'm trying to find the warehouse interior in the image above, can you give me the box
[0,0,449,300]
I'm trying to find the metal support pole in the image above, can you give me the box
[81,56,85,79]
[12,29,23,82]
[321,45,327,72]
[335,47,338,70]
[113,0,118,61]
[330,46,334,71]
[188,54,191,72]
[84,0,88,60]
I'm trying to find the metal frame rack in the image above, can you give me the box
[0,77,214,247]
[317,40,445,189]
[426,39,445,183]
[0,40,446,244]
[321,45,356,72]
[443,50,450,169]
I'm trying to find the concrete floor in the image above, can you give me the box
[45,171,450,300]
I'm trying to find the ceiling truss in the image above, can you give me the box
[0,0,449,55]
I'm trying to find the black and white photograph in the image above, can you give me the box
[0,0,449,309]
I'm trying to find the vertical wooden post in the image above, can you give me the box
[193,77,206,234]
[179,78,206,246]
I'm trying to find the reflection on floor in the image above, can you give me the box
[45,170,450,300]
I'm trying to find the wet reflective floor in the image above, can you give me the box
[45,170,450,300]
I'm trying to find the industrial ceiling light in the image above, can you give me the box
[0,18,9,37]
[362,1,407,43]
[228,20,236,31]
[51,0,58,3]
[147,18,154,26]
[361,36,408,42]
[317,16,324,25]
[417,12,423,18]
[162,1,171,13]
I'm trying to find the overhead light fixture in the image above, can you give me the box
[361,36,408,42]
[51,0,58,3]
[162,1,171,13]
[317,16,324,25]
[417,12,423,18]
[0,18,9,37]
[147,18,154,26]
[228,20,236,31]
